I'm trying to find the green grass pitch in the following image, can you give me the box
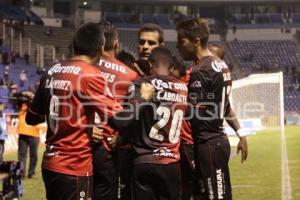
[3,126,300,200]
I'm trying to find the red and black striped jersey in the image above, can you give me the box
[28,60,122,176]
[97,55,139,151]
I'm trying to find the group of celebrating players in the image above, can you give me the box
[25,17,248,200]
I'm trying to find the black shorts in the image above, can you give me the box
[179,143,198,200]
[92,144,118,200]
[194,136,232,200]
[42,168,92,200]
[117,147,133,200]
[132,162,181,200]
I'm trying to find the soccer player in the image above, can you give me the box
[92,23,139,200]
[137,23,164,75]
[25,23,122,200]
[176,18,248,200]
[108,47,188,200]
[171,57,200,200]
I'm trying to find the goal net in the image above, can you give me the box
[230,72,284,133]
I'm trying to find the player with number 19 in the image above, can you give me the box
[176,18,248,200]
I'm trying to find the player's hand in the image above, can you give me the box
[92,126,104,143]
[237,136,248,163]
[141,83,154,101]
[106,135,117,149]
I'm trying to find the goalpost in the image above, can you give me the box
[230,72,291,200]
[230,72,284,132]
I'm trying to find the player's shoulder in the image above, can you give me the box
[98,56,138,77]
[192,56,229,74]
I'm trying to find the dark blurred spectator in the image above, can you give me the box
[9,81,19,110]
[285,66,290,75]
[11,51,16,64]
[243,51,254,62]
[9,81,18,97]
[254,64,262,71]
[55,46,60,54]
[291,66,296,75]
[0,37,3,46]
[17,102,41,178]
[19,70,28,87]
[26,16,31,25]
[173,11,185,24]
[281,25,284,33]
[3,65,9,85]
[36,67,46,75]
[68,43,73,58]
[0,101,7,162]
[2,52,9,65]
[232,24,237,34]
[24,53,30,65]
[34,80,40,92]
[130,14,140,23]
[44,27,53,36]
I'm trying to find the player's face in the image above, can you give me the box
[177,33,195,61]
[138,31,161,60]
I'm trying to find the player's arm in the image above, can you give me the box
[225,102,248,163]
[107,82,154,131]
[26,109,46,125]
[83,73,153,128]
[25,78,47,125]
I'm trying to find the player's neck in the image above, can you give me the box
[71,55,97,65]
[195,48,213,64]
[103,51,116,59]
[156,68,170,76]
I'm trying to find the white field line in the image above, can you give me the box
[281,130,292,200]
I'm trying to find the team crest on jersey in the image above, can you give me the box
[211,60,228,72]
[190,81,202,88]
[128,84,135,93]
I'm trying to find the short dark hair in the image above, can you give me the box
[73,22,105,57]
[117,51,135,69]
[149,47,173,68]
[103,23,118,51]
[176,17,209,48]
[138,23,164,44]
[172,56,187,76]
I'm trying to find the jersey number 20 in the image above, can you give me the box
[149,106,184,144]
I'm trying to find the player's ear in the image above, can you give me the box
[99,45,104,55]
[194,38,201,47]
[114,39,119,50]
[169,66,175,73]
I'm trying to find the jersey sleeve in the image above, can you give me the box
[81,73,123,119]
[28,74,48,115]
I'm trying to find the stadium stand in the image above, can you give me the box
[228,40,300,111]
[0,4,42,24]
